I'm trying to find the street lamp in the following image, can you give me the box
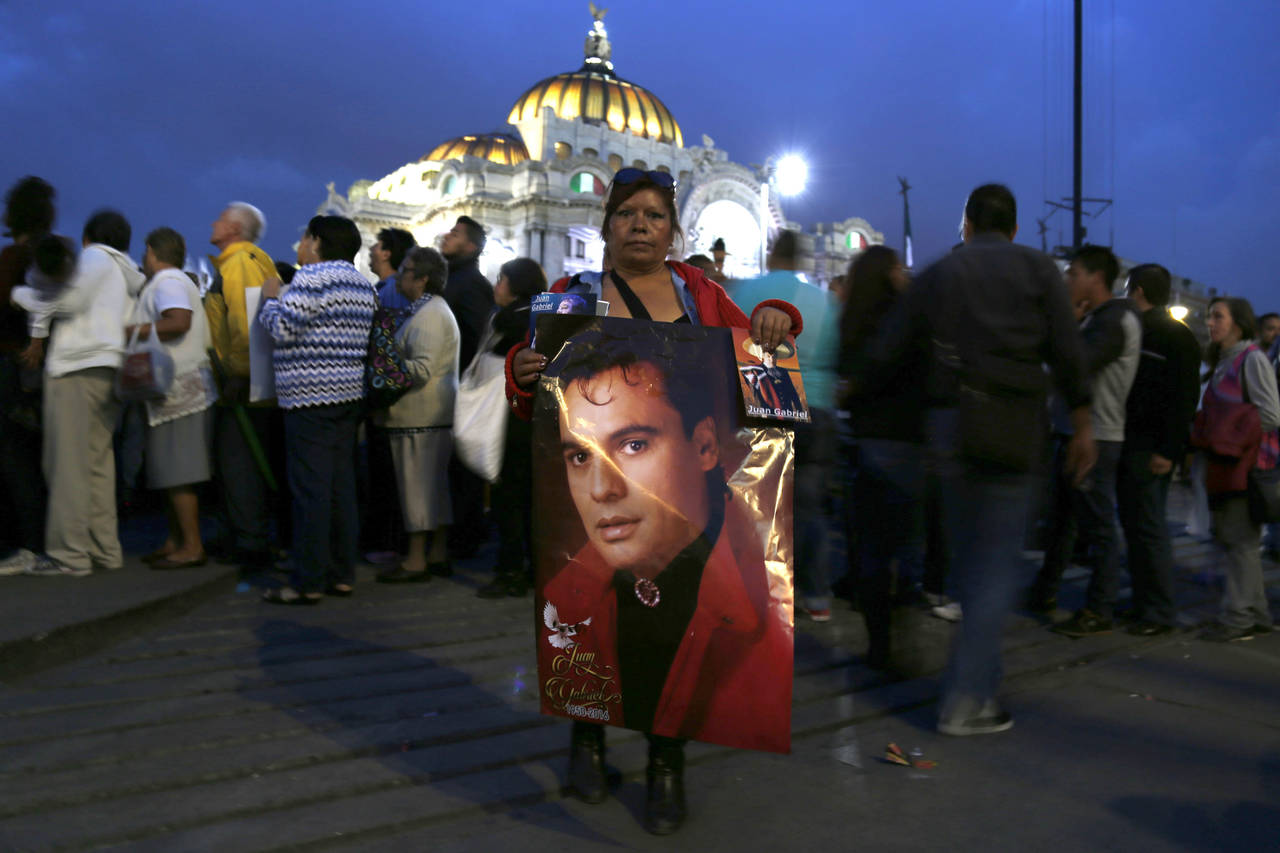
[774,154,808,197]
[760,154,809,273]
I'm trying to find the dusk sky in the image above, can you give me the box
[2,0,1276,309]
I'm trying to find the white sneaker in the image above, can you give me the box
[0,549,37,576]
[25,556,92,577]
[932,601,963,622]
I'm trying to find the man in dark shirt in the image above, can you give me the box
[440,216,495,372]
[439,215,496,557]
[1117,263,1202,635]
[859,183,1095,736]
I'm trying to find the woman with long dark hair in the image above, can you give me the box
[477,257,546,598]
[838,245,930,669]
[1194,296,1278,641]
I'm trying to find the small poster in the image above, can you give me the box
[732,328,810,423]
[529,291,597,347]
[245,285,276,403]
[532,316,794,754]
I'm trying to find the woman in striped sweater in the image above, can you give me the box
[258,215,377,604]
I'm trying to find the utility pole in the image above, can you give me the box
[897,176,914,268]
[1072,0,1084,250]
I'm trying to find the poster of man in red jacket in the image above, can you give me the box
[532,316,794,754]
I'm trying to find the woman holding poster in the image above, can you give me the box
[506,168,801,835]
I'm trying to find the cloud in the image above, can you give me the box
[195,157,313,197]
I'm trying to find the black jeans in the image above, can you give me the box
[360,422,404,554]
[1035,438,1124,618]
[1116,449,1176,625]
[0,355,45,554]
[215,405,283,556]
[284,402,362,593]
[851,438,925,661]
[492,414,533,580]
[794,408,837,609]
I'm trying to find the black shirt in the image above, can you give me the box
[611,504,723,731]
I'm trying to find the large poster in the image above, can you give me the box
[532,316,794,754]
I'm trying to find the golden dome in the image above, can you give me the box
[421,133,530,166]
[507,69,683,147]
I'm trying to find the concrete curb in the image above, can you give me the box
[0,568,237,684]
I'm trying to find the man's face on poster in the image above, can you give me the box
[559,362,719,578]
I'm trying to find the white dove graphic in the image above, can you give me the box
[543,601,592,650]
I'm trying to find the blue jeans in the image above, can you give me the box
[284,401,362,593]
[929,410,1034,714]
[794,409,837,610]
[1116,449,1176,625]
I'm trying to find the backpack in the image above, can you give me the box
[365,306,412,409]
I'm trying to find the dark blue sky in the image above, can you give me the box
[2,1,1275,310]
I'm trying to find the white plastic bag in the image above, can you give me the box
[115,324,175,402]
[453,351,508,482]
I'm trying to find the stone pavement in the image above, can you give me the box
[0,484,1277,852]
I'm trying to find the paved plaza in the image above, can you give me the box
[0,484,1277,852]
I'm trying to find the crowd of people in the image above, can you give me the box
[0,170,1276,836]
[0,178,526,604]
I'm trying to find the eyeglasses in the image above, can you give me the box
[613,167,677,189]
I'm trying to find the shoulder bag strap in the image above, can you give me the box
[606,271,652,321]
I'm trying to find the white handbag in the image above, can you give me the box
[453,328,509,482]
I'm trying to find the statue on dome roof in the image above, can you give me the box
[584,3,613,71]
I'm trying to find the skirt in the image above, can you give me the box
[146,408,212,489]
[389,426,453,532]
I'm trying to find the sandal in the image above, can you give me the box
[141,546,176,565]
[325,583,355,597]
[262,586,323,606]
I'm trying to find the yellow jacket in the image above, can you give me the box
[206,241,276,381]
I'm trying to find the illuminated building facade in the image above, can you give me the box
[318,8,882,285]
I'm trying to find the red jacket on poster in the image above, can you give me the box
[537,497,793,754]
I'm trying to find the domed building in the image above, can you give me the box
[319,7,882,285]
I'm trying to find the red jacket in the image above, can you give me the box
[537,498,793,753]
[503,261,802,421]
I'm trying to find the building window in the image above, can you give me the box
[655,164,670,174]
[555,142,572,160]
[583,148,598,159]
[420,171,430,182]
[608,153,623,171]
[442,174,458,196]
[631,159,647,169]
[570,172,605,195]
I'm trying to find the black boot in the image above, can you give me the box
[644,736,687,835]
[568,722,607,804]
[476,572,512,599]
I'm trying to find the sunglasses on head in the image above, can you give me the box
[613,167,677,189]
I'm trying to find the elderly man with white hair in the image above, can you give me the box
[205,201,279,571]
